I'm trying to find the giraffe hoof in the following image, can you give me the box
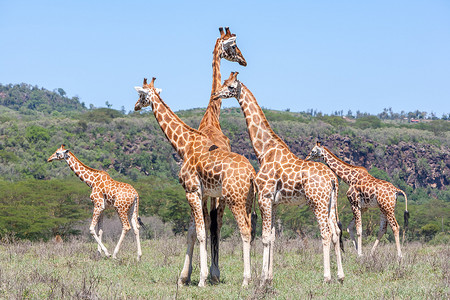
[178,277,190,287]
[242,278,250,287]
[323,277,332,284]
[259,278,272,287]
[338,276,345,284]
[210,275,220,285]
[198,281,206,287]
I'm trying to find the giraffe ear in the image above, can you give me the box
[155,88,162,95]
[134,86,145,93]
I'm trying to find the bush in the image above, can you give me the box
[420,223,440,241]
[354,116,382,129]
[428,232,450,245]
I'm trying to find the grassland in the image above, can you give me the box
[0,233,448,300]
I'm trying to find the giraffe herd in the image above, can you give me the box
[47,27,409,287]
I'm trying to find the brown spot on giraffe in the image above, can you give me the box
[47,145,143,261]
[306,141,409,258]
[213,72,345,285]
[194,29,248,283]
[134,76,256,287]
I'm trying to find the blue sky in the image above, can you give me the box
[1,1,449,116]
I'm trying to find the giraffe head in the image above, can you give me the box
[212,72,241,100]
[47,144,70,162]
[217,27,247,66]
[134,77,162,111]
[305,141,324,161]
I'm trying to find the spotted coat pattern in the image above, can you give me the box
[134,77,256,287]
[213,72,345,284]
[47,145,142,260]
[196,27,248,283]
[306,142,409,258]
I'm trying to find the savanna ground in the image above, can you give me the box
[0,223,448,300]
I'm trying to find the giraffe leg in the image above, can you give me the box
[229,199,252,287]
[89,204,110,257]
[130,199,142,261]
[96,213,104,255]
[179,191,208,287]
[186,191,208,287]
[259,195,274,286]
[210,197,225,284]
[267,207,276,282]
[386,210,402,258]
[329,204,345,282]
[347,217,357,252]
[352,205,363,257]
[371,212,387,256]
[112,207,131,259]
[314,208,332,282]
[178,215,196,286]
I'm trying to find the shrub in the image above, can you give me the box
[420,223,440,241]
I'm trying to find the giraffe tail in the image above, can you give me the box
[397,189,409,231]
[334,180,344,253]
[135,195,147,231]
[250,178,258,243]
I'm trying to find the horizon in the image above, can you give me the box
[1,81,447,119]
[1,1,449,117]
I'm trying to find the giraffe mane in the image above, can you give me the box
[69,151,107,175]
[241,82,290,151]
[153,90,210,140]
[323,146,367,172]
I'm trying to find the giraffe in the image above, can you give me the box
[134,77,256,287]
[212,72,345,285]
[198,27,248,283]
[47,145,143,260]
[306,141,409,258]
[199,26,247,151]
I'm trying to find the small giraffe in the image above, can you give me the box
[134,78,256,287]
[306,141,409,258]
[198,27,248,283]
[213,72,345,285]
[48,145,143,260]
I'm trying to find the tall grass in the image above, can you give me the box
[0,233,448,299]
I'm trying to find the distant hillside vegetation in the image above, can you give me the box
[0,83,86,114]
[0,83,448,241]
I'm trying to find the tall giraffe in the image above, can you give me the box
[134,77,256,287]
[306,141,409,258]
[197,27,248,283]
[198,26,247,151]
[213,72,345,284]
[47,145,143,260]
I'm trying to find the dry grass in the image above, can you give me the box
[0,232,448,299]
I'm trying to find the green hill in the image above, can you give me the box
[0,83,448,241]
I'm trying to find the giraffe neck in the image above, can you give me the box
[150,95,203,159]
[321,147,355,183]
[64,151,101,188]
[237,83,291,162]
[199,40,222,132]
